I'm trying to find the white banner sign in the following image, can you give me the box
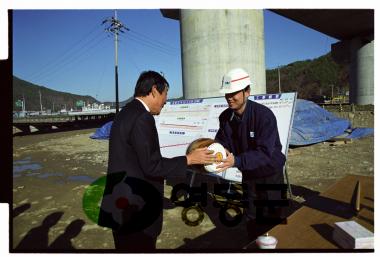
[157,92,297,182]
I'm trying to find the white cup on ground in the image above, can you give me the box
[256,233,278,249]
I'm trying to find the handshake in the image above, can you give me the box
[185,138,235,173]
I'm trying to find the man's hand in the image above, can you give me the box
[215,149,235,173]
[186,147,216,165]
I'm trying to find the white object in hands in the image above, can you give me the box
[204,143,226,173]
[256,233,278,249]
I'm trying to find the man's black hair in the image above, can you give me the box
[134,71,169,97]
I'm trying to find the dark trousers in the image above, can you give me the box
[244,171,286,240]
[112,230,156,252]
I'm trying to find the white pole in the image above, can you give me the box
[278,65,281,93]
[22,94,25,112]
[39,90,43,112]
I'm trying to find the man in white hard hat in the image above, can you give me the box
[215,68,286,241]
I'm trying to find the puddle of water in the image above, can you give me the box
[13,158,42,178]
[38,173,64,179]
[13,157,95,183]
[67,175,96,183]
[13,163,42,174]
[25,172,41,177]
[13,157,32,165]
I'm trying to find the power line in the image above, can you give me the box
[29,30,106,82]
[95,57,109,101]
[37,35,108,84]
[118,42,141,73]
[38,36,109,85]
[128,33,177,55]
[119,32,177,56]
[26,24,104,81]
[128,29,179,52]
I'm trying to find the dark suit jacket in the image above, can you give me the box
[215,100,285,180]
[99,99,187,238]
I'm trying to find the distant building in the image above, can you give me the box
[82,103,111,112]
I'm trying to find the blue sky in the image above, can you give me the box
[13,9,337,102]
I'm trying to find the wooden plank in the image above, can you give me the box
[245,175,374,249]
[329,140,353,146]
[327,137,353,145]
[329,137,353,142]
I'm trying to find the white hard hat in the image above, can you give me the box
[219,68,252,94]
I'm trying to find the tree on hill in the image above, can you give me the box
[13,76,99,112]
[266,53,349,100]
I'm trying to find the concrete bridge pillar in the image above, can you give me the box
[349,38,374,105]
[332,37,374,105]
[179,9,266,99]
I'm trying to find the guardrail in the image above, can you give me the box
[13,113,115,134]
[13,113,114,123]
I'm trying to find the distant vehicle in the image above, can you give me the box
[28,111,41,116]
[60,109,68,114]
[331,95,348,104]
[307,95,326,104]
[13,111,25,118]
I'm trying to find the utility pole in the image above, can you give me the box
[39,90,43,112]
[22,93,25,113]
[103,10,129,114]
[277,65,281,93]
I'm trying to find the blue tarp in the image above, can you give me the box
[90,99,373,145]
[346,127,374,139]
[289,99,373,145]
[289,99,351,145]
[90,121,113,140]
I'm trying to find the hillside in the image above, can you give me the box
[13,52,349,111]
[12,77,181,112]
[13,77,99,112]
[266,53,349,100]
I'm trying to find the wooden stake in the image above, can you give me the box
[355,181,361,212]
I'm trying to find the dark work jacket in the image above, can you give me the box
[99,99,187,238]
[215,99,286,180]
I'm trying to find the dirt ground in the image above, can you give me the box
[12,119,374,251]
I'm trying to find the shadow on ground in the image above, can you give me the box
[13,210,85,252]
[166,174,324,251]
[13,203,31,218]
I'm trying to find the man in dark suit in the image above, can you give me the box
[98,71,215,251]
